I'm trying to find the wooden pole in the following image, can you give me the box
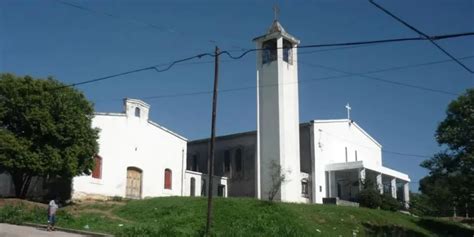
[206,46,220,235]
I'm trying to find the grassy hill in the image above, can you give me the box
[0,197,472,236]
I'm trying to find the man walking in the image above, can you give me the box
[47,198,59,231]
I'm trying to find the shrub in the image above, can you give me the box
[0,205,26,224]
[110,196,123,202]
[380,194,402,212]
[358,189,382,209]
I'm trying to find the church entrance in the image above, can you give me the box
[126,167,142,199]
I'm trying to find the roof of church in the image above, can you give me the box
[267,20,286,34]
[189,119,382,148]
[253,20,300,44]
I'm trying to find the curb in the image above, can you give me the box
[23,222,113,237]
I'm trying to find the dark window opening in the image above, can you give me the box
[218,185,225,197]
[192,154,198,172]
[262,39,277,64]
[164,169,172,189]
[283,40,293,64]
[224,150,231,173]
[319,185,322,192]
[201,180,207,196]
[355,150,358,161]
[134,107,140,117]
[190,177,196,197]
[235,148,242,172]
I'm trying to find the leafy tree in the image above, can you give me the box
[420,89,474,216]
[409,192,438,217]
[0,73,99,198]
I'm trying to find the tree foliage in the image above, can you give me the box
[0,73,99,198]
[420,89,474,216]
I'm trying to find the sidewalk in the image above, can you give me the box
[0,223,87,237]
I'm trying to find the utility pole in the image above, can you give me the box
[206,46,220,236]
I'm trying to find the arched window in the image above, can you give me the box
[164,169,172,189]
[192,154,198,171]
[134,107,141,117]
[190,177,196,197]
[92,155,102,179]
[235,148,242,173]
[224,150,231,173]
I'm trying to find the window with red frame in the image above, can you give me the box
[92,155,102,179]
[164,169,172,189]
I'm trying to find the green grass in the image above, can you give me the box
[0,197,472,236]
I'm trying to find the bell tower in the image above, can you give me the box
[254,20,302,202]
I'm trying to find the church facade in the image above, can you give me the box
[72,98,227,200]
[188,20,410,205]
[0,20,409,205]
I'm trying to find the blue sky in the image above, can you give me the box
[1,0,473,191]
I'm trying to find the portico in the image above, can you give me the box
[325,161,410,207]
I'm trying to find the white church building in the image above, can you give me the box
[0,20,409,205]
[72,98,227,200]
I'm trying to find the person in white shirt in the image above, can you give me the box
[47,198,59,231]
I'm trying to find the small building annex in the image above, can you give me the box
[72,98,227,200]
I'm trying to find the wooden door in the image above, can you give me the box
[126,167,142,199]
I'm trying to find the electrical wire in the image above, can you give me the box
[57,31,474,90]
[369,0,474,73]
[93,54,471,103]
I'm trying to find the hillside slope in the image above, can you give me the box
[0,197,472,236]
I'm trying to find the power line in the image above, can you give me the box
[369,0,474,74]
[299,61,459,96]
[55,0,173,33]
[60,31,474,89]
[321,130,431,159]
[383,150,431,159]
[52,52,213,90]
[93,54,470,103]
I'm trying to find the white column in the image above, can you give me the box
[376,173,383,194]
[403,182,410,208]
[358,168,366,190]
[391,178,397,199]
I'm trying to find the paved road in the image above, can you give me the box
[0,223,87,237]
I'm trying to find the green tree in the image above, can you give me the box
[0,73,99,198]
[420,89,474,216]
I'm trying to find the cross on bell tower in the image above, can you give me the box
[273,5,280,21]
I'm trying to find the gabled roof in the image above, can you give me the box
[311,119,382,148]
[93,112,187,142]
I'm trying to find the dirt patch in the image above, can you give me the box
[0,198,47,208]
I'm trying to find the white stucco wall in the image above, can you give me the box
[72,99,187,199]
[256,32,302,203]
[311,119,383,204]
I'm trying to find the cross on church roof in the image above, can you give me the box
[273,5,280,21]
[345,103,352,120]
